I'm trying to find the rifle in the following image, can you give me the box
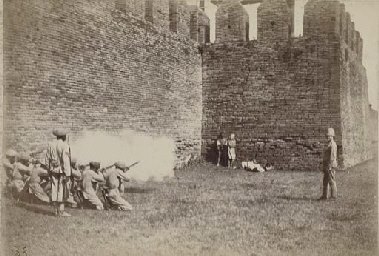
[29,148,46,157]
[126,161,140,170]
[65,134,73,200]
[99,164,115,173]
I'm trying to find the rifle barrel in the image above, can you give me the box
[127,161,140,169]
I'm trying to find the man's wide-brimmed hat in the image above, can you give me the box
[52,129,67,137]
[327,128,335,137]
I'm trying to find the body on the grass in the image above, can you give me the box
[242,160,266,173]
[320,128,338,200]
[82,161,105,210]
[103,161,133,211]
[45,129,72,217]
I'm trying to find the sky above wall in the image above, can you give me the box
[187,0,378,110]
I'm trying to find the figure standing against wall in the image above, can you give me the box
[227,133,237,169]
[216,133,225,167]
[319,128,338,200]
[45,129,72,217]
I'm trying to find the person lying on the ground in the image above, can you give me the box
[242,160,267,173]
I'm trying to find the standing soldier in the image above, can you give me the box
[227,133,237,169]
[45,129,72,217]
[81,161,105,210]
[103,162,133,211]
[216,133,224,167]
[319,128,338,200]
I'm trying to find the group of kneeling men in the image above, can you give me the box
[3,128,133,217]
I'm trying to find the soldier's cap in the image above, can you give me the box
[327,128,335,137]
[89,161,100,169]
[18,153,30,162]
[114,161,127,169]
[52,129,67,137]
[5,149,18,157]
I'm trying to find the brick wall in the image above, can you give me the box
[202,0,371,171]
[189,6,210,44]
[340,43,371,168]
[202,38,342,171]
[215,0,249,42]
[257,0,293,44]
[3,0,203,167]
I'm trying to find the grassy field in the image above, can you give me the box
[1,159,377,256]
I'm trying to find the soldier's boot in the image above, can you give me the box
[58,203,71,217]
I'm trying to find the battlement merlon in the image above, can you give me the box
[188,5,211,44]
[211,0,263,5]
[215,0,249,43]
[115,0,210,44]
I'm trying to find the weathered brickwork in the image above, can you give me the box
[169,0,191,37]
[4,0,373,171]
[3,0,203,167]
[202,39,341,171]
[115,0,145,20]
[188,6,210,44]
[215,0,249,42]
[257,0,293,44]
[202,0,371,171]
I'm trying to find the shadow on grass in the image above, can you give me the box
[124,187,155,194]
[327,212,362,222]
[276,195,316,202]
[16,201,55,216]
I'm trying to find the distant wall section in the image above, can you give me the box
[3,0,203,166]
[202,38,341,171]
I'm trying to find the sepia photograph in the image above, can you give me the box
[1,0,378,255]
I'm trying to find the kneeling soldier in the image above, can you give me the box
[26,161,50,204]
[14,153,33,200]
[66,157,81,208]
[3,149,22,199]
[103,162,133,211]
[82,161,105,210]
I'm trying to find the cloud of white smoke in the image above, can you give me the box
[70,130,176,182]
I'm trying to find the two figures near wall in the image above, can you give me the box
[216,133,237,169]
